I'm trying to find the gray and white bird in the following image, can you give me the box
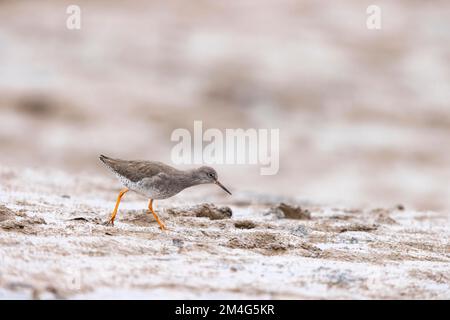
[99,155,232,230]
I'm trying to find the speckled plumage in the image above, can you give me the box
[99,154,231,229]
[99,154,231,199]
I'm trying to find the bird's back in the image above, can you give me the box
[99,155,180,183]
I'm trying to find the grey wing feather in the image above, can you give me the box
[99,155,179,182]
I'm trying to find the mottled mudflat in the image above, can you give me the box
[1,166,448,299]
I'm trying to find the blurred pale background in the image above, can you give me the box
[0,0,449,211]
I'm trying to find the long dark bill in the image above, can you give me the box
[215,181,232,195]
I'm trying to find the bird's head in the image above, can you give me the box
[194,166,232,195]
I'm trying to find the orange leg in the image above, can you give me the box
[108,188,129,225]
[148,199,167,230]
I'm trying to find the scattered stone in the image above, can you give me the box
[269,203,311,220]
[234,220,257,229]
[61,195,71,199]
[166,204,232,220]
[396,204,405,211]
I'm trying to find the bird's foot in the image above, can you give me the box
[159,223,167,231]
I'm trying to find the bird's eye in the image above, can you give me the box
[208,173,214,178]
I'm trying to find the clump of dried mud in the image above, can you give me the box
[0,167,449,300]
[0,205,46,233]
[268,203,311,220]
[0,205,15,222]
[166,204,232,220]
[234,220,257,229]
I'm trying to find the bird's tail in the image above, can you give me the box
[99,154,115,169]
[99,154,111,163]
[99,155,128,179]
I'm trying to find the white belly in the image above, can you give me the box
[116,175,173,199]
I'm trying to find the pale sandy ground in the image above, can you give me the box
[0,165,449,299]
[0,0,450,300]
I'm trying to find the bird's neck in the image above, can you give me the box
[178,169,203,188]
